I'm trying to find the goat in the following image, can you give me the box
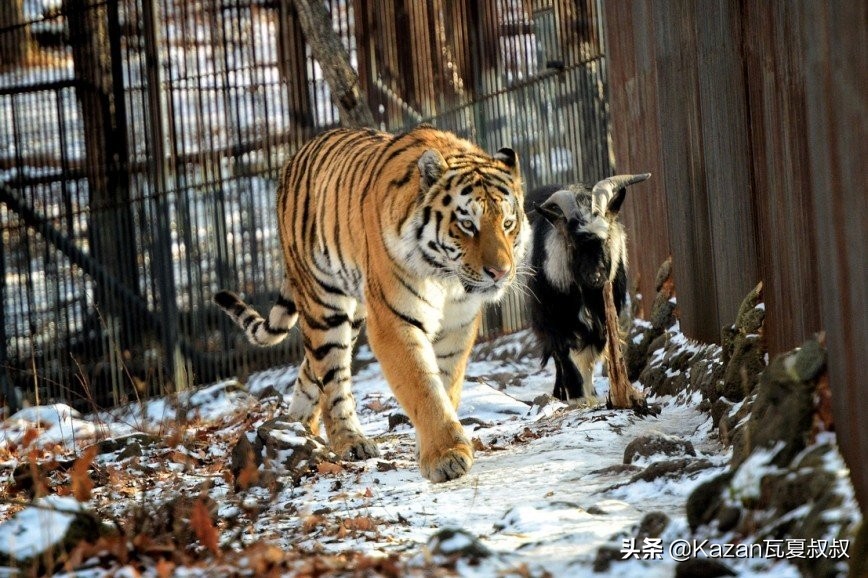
[524,174,651,401]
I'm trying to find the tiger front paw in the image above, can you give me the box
[333,434,380,461]
[419,437,475,483]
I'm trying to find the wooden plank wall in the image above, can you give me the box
[604,0,866,511]
[801,1,867,512]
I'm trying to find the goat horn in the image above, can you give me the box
[592,173,652,209]
[539,189,581,221]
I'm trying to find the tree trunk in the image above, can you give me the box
[291,0,375,128]
[0,0,31,68]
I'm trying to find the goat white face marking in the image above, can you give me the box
[584,213,610,240]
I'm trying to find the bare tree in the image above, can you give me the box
[0,0,32,69]
[291,0,375,128]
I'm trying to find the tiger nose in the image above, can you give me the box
[484,265,510,282]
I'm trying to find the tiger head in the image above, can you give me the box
[411,146,529,300]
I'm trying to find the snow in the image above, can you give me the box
[0,495,82,560]
[0,329,860,576]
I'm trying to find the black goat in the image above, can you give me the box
[525,174,651,401]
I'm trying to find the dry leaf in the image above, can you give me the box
[364,399,387,412]
[302,515,325,532]
[343,516,376,532]
[190,498,220,556]
[316,462,344,475]
[21,428,39,448]
[71,445,97,502]
[156,558,175,578]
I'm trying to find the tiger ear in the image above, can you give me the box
[418,149,447,190]
[495,147,520,176]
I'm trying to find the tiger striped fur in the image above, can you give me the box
[215,125,529,482]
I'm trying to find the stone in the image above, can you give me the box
[732,338,825,468]
[592,545,624,572]
[0,495,105,575]
[94,433,160,456]
[623,432,696,465]
[674,558,736,578]
[427,528,491,563]
[630,458,713,483]
[719,283,766,402]
[255,385,283,401]
[636,511,670,540]
[686,472,734,531]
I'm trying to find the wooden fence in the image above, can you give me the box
[604,0,866,516]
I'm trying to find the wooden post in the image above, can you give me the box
[604,280,655,414]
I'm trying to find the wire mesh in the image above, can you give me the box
[0,0,610,411]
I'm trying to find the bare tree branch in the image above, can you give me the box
[291,0,375,128]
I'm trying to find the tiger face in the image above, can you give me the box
[411,147,529,299]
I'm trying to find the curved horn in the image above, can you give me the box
[537,189,580,223]
[592,173,651,210]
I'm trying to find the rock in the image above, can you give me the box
[229,418,337,490]
[427,528,491,563]
[589,464,642,477]
[256,385,283,402]
[689,353,724,403]
[592,544,624,572]
[686,472,734,531]
[674,557,736,578]
[230,434,263,490]
[388,413,411,431]
[94,433,160,456]
[636,511,670,540]
[256,418,334,477]
[716,505,741,533]
[0,495,105,574]
[732,337,825,468]
[623,432,696,465]
[623,258,678,381]
[710,398,733,433]
[130,495,217,546]
[630,458,712,483]
[719,283,766,402]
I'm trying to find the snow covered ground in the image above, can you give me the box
[0,329,853,576]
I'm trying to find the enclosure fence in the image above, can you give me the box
[0,0,611,411]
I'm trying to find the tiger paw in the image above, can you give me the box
[333,435,380,461]
[419,439,475,483]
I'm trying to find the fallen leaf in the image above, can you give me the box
[71,445,97,502]
[156,558,175,578]
[317,462,344,475]
[190,497,220,556]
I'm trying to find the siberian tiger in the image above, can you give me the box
[215,125,529,482]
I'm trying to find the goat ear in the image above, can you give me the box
[535,201,564,224]
[538,189,580,226]
[418,149,447,190]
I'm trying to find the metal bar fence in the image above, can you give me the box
[0,0,610,412]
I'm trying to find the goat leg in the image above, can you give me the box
[552,348,585,402]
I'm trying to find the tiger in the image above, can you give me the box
[215,125,529,482]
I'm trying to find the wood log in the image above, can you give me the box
[603,280,655,414]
